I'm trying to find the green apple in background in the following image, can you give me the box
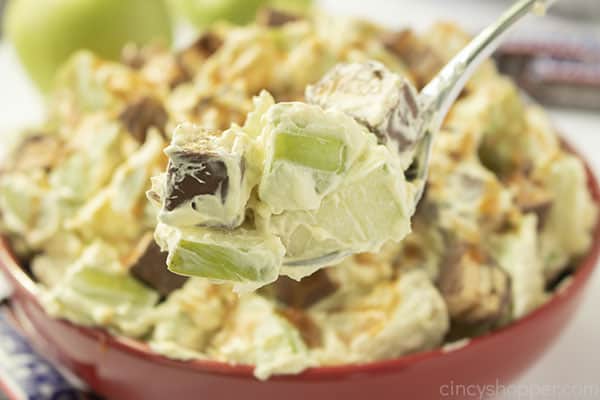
[170,0,312,28]
[4,0,173,92]
[170,0,267,27]
[268,0,312,13]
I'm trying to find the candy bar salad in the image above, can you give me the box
[0,11,597,380]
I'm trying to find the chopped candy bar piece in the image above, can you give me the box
[271,269,338,308]
[150,124,255,229]
[164,152,229,211]
[257,8,301,27]
[128,233,188,297]
[118,96,168,143]
[306,61,422,152]
[438,245,512,326]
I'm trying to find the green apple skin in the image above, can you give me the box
[172,0,267,27]
[267,0,312,13]
[5,0,173,92]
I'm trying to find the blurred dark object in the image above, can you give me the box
[128,233,187,298]
[495,35,600,110]
[550,0,600,21]
[0,0,5,39]
[0,308,101,399]
[257,7,301,27]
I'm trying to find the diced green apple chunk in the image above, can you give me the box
[273,162,412,263]
[165,229,285,289]
[259,103,370,213]
[273,133,346,173]
[70,267,159,308]
[169,242,261,282]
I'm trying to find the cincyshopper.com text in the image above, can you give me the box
[439,380,600,399]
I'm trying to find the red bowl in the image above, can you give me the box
[0,140,599,400]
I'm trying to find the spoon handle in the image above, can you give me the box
[420,0,553,126]
[413,0,555,201]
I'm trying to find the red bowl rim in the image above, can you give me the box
[0,139,599,381]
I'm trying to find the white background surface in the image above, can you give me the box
[0,1,599,398]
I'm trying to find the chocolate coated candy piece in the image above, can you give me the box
[121,43,163,70]
[10,134,63,172]
[187,31,223,58]
[509,174,553,229]
[381,29,443,89]
[128,234,187,297]
[118,96,168,143]
[176,31,223,82]
[386,83,421,151]
[307,62,421,151]
[277,308,322,348]
[438,244,511,326]
[164,151,229,212]
[273,269,338,308]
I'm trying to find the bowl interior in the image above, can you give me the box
[0,139,599,380]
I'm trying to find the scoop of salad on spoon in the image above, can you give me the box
[148,0,557,292]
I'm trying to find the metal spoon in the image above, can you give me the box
[284,0,557,268]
